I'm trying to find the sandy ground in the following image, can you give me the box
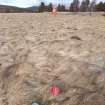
[0,12,105,105]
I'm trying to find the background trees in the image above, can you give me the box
[37,1,105,13]
[69,0,80,12]
[90,0,96,15]
[95,1,105,11]
[46,3,53,12]
[57,4,66,12]
[38,2,45,12]
[80,0,90,12]
[80,0,87,12]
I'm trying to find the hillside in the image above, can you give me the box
[0,5,37,13]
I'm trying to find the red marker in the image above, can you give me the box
[50,85,60,96]
[51,5,57,16]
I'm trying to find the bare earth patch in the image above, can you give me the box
[0,13,105,105]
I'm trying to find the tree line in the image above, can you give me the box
[38,0,105,12]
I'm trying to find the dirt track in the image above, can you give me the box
[0,13,105,105]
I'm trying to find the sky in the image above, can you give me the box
[0,0,104,8]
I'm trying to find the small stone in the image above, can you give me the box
[32,102,40,105]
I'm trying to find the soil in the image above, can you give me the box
[0,12,105,105]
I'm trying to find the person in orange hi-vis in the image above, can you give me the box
[51,5,57,16]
